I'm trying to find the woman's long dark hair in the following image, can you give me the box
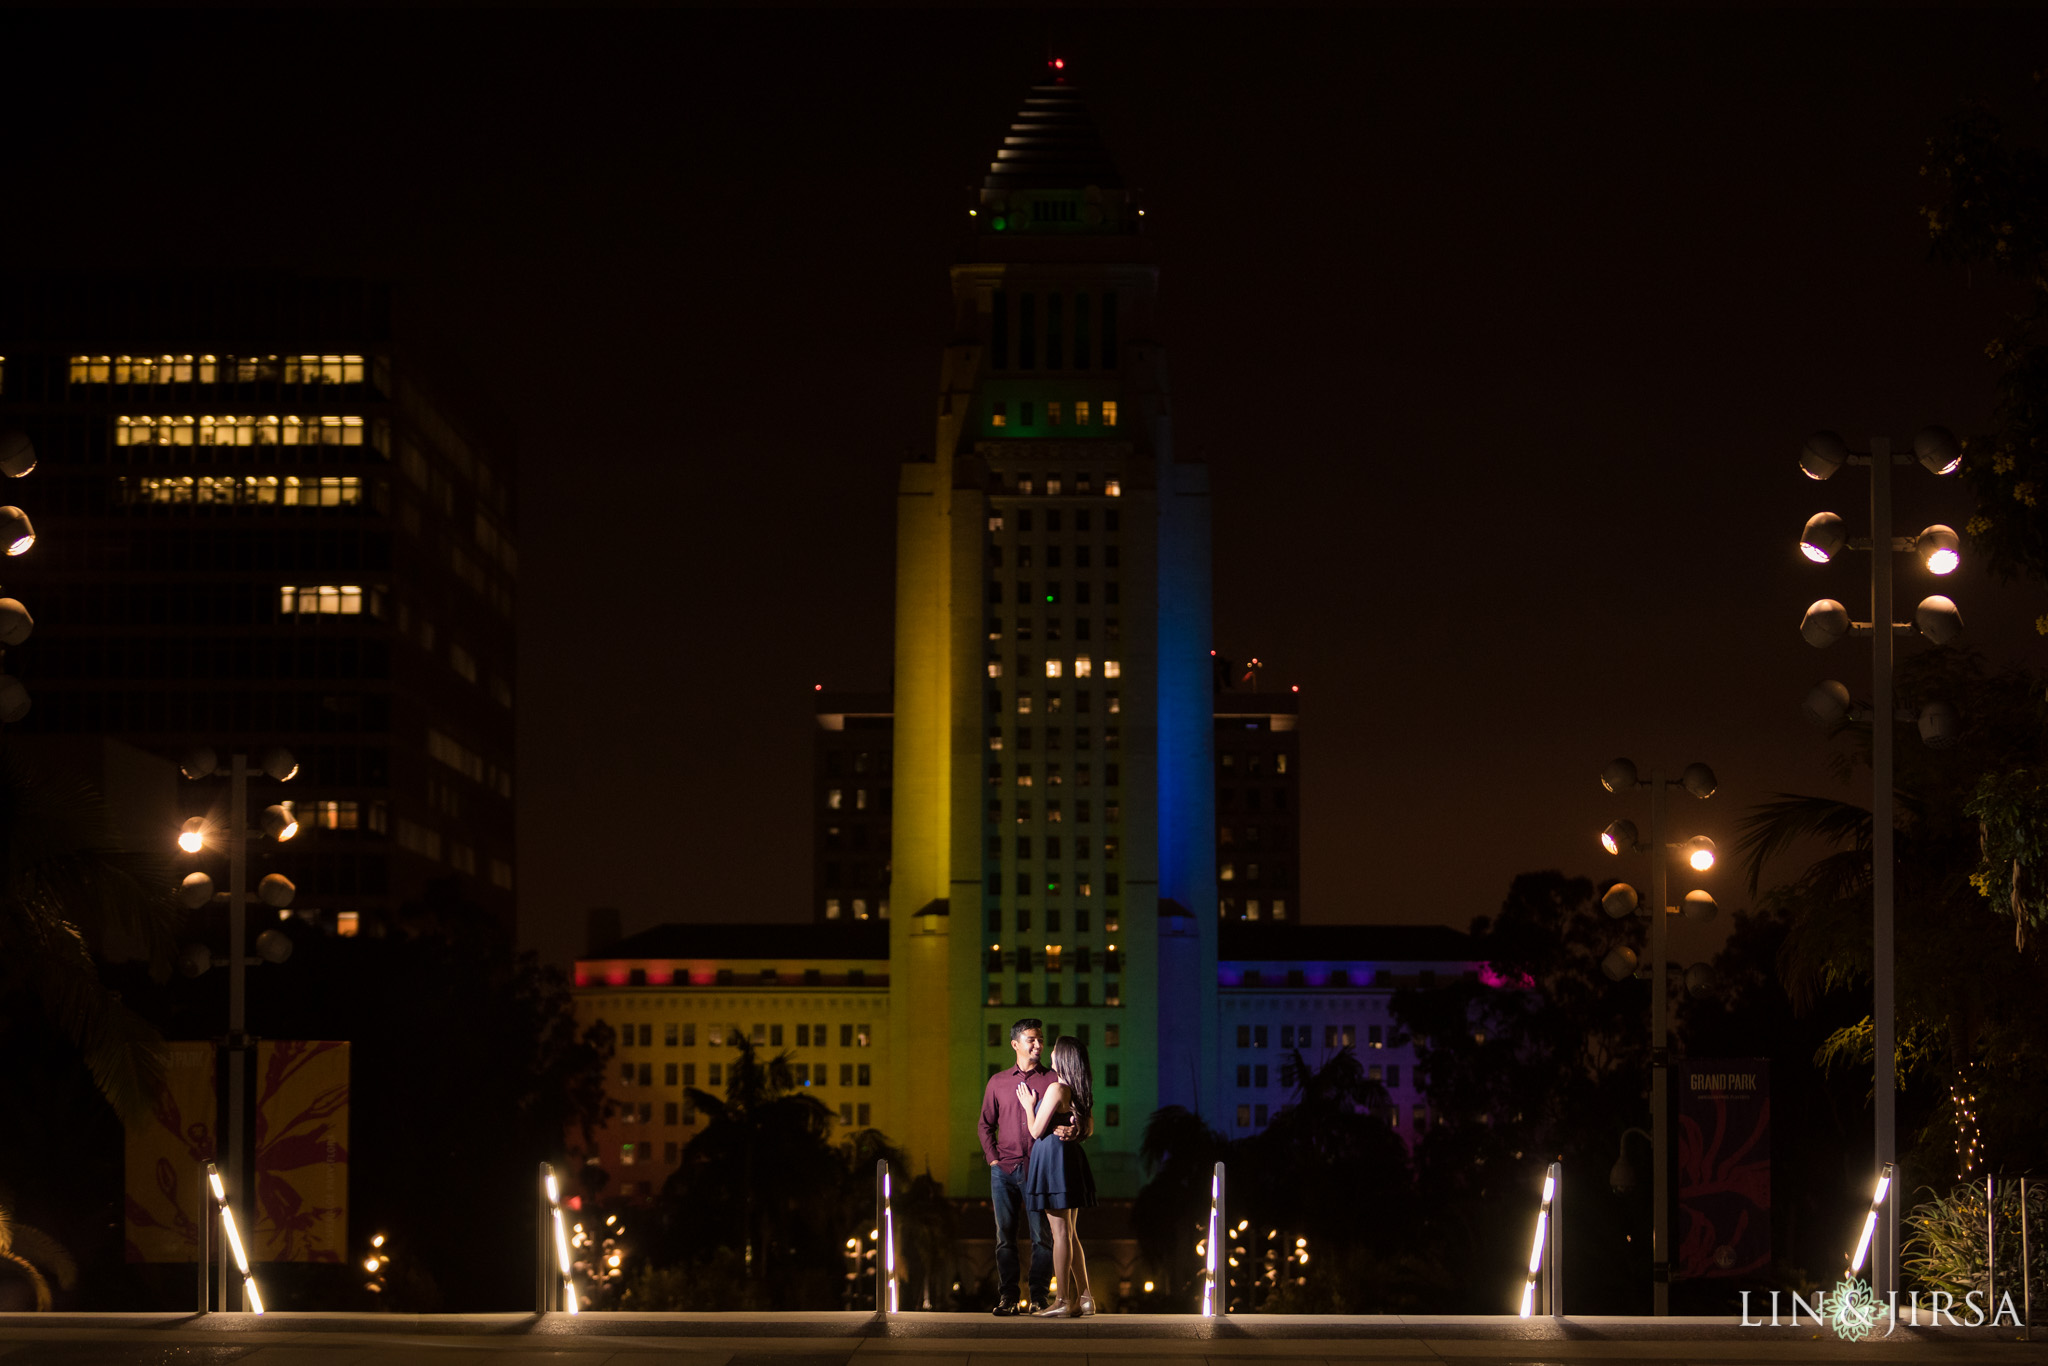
[1051,1036,1092,1119]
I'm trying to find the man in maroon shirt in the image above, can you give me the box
[979,1018,1057,1313]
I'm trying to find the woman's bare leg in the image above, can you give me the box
[1045,1209,1072,1305]
[1068,1209,1090,1301]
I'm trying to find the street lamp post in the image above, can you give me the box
[0,428,42,723]
[176,745,300,1308]
[1598,758,1718,1315]
[1795,427,1963,1301]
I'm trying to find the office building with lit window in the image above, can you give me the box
[571,922,891,1200]
[813,691,894,922]
[1214,691,1301,923]
[0,273,516,936]
[885,70,1218,1199]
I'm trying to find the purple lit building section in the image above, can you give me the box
[1217,923,1480,1148]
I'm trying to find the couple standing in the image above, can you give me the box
[978,1018,1097,1317]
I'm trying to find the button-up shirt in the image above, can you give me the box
[980,1063,1056,1173]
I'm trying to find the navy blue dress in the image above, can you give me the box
[1024,1103,1096,1211]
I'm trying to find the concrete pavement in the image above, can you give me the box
[3,1313,2047,1365]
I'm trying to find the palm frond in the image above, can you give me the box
[1737,793,1872,895]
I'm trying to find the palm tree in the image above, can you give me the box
[0,746,178,1121]
[0,1197,76,1311]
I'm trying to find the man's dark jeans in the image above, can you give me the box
[990,1161,1051,1303]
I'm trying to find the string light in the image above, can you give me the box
[1951,1063,1983,1179]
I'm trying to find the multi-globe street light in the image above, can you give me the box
[175,745,301,1308]
[1793,426,1962,1301]
[0,428,41,722]
[1597,757,1718,1316]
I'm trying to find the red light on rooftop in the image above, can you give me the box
[814,683,823,691]
[1052,58,1065,70]
[1291,685,1300,693]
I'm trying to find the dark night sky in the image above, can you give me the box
[8,10,2048,970]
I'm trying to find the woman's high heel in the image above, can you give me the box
[1077,1295,1095,1317]
[1034,1300,1074,1318]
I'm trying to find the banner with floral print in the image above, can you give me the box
[122,1041,218,1262]
[253,1040,350,1261]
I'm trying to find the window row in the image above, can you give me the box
[989,289,1118,371]
[987,979,1122,1009]
[987,946,1122,973]
[1219,861,1290,886]
[987,798,1120,824]
[987,726,1120,751]
[71,354,369,385]
[1219,752,1291,775]
[615,1021,874,1050]
[990,508,1119,536]
[279,584,382,617]
[999,835,1120,860]
[994,689,1120,716]
[987,583,1121,609]
[121,474,366,507]
[984,1022,1117,1049]
[823,787,887,811]
[987,907,1120,935]
[115,414,370,446]
[989,400,1119,430]
[1220,787,1290,813]
[277,798,388,833]
[1222,898,1290,921]
[988,871,1122,897]
[822,897,887,920]
[989,544,1120,571]
[986,656,1123,680]
[990,762,1120,788]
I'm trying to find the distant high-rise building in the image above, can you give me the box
[1213,691,1301,923]
[0,273,517,936]
[886,69,1217,1198]
[812,691,893,922]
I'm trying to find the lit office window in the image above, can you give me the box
[279,585,367,615]
[1045,659,1063,678]
[71,354,215,384]
[1076,401,1091,425]
[1102,660,1121,678]
[282,355,368,384]
[1073,656,1093,678]
[310,800,359,830]
[115,414,365,446]
[122,474,363,507]
[1102,401,1119,427]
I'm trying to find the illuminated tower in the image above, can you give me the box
[888,68,1218,1198]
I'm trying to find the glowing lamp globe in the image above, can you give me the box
[1601,819,1637,856]
[1682,835,1717,872]
[1799,511,1846,563]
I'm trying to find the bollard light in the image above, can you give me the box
[1849,1162,1895,1275]
[1799,511,1847,563]
[1518,1167,1558,1317]
[1600,819,1638,856]
[203,1161,265,1313]
[1915,595,1964,645]
[1916,524,1960,576]
[1801,599,1851,648]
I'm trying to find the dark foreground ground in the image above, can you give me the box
[3,1312,2047,1366]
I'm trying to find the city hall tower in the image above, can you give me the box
[889,69,1218,1197]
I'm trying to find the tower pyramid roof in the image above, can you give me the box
[983,76,1123,191]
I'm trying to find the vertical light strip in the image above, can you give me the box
[1849,1163,1895,1275]
[1202,1172,1221,1317]
[203,1161,265,1315]
[1518,1171,1557,1318]
[882,1170,900,1313]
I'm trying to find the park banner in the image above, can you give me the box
[253,1039,350,1262]
[1676,1057,1770,1279]
[123,1041,218,1262]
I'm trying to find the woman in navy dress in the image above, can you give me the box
[1017,1036,1096,1317]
